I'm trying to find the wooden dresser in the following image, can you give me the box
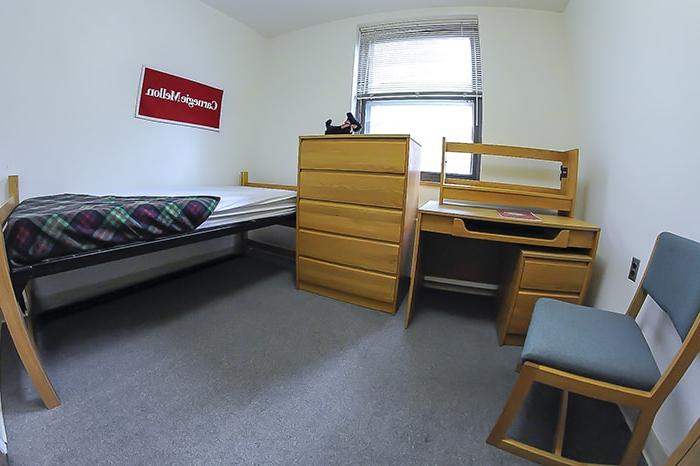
[296,135,421,313]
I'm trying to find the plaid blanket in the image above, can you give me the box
[4,194,219,266]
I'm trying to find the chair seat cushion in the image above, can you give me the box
[522,299,661,391]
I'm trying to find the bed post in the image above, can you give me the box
[8,176,18,201]
[238,172,250,252]
[0,176,60,409]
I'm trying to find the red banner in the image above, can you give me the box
[136,67,224,131]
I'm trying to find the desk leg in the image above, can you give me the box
[404,213,424,329]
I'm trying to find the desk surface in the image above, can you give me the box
[419,201,600,232]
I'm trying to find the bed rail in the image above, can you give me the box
[240,171,297,192]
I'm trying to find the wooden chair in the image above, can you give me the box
[488,232,700,466]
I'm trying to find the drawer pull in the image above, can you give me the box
[451,218,570,248]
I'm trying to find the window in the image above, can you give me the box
[355,18,483,180]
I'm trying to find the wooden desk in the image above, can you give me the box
[404,201,600,345]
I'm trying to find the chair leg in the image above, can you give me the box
[620,408,656,466]
[0,280,60,409]
[487,363,536,445]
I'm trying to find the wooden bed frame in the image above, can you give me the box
[0,172,297,409]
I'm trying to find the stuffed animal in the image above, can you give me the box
[325,112,362,134]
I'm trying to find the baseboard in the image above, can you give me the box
[620,406,669,466]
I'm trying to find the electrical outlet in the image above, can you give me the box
[628,257,641,282]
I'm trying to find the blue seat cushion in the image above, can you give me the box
[522,299,661,391]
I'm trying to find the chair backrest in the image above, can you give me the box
[643,232,700,340]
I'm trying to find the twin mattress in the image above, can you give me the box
[87,185,297,229]
[5,186,296,266]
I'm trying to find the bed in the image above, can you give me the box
[0,172,296,409]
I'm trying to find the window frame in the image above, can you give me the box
[354,19,484,181]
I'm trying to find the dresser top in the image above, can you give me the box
[300,134,421,145]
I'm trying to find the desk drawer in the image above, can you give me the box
[521,258,589,293]
[298,200,403,243]
[298,229,399,274]
[510,291,580,335]
[298,256,396,303]
[299,171,405,209]
[300,139,407,174]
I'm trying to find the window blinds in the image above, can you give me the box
[356,18,482,99]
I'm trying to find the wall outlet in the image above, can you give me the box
[628,257,641,282]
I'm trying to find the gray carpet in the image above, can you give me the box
[1,252,638,465]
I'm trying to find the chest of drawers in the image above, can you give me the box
[296,135,420,313]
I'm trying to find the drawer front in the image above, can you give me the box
[298,256,396,303]
[520,259,589,293]
[510,291,580,335]
[300,138,407,174]
[299,171,405,209]
[298,229,399,274]
[298,200,403,243]
[568,230,598,249]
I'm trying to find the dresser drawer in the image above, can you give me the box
[298,199,403,243]
[520,258,589,293]
[300,138,407,174]
[299,171,405,209]
[298,256,396,303]
[510,291,580,335]
[298,229,399,274]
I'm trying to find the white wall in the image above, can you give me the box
[0,0,265,307]
[250,6,576,185]
[0,0,264,198]
[566,0,700,457]
[248,6,577,247]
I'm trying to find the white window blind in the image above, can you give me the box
[356,18,483,99]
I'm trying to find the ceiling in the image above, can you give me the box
[201,0,570,37]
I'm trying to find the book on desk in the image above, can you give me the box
[404,140,601,346]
